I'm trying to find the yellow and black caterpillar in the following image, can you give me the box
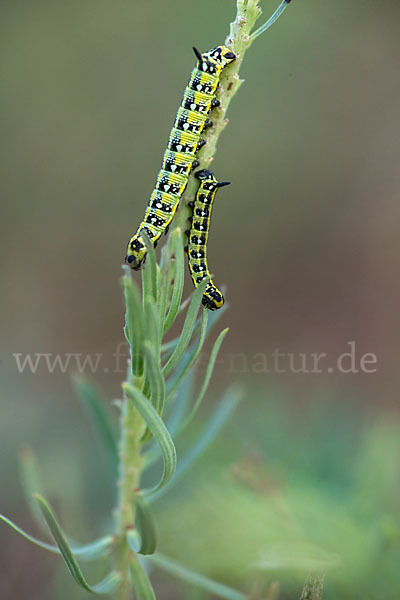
[125,46,236,270]
[185,170,229,311]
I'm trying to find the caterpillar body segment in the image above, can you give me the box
[186,170,229,311]
[125,46,236,270]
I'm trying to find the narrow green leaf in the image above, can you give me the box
[160,337,179,358]
[122,266,143,375]
[0,513,113,560]
[127,498,157,556]
[163,229,185,333]
[161,301,227,356]
[33,494,92,588]
[71,536,115,561]
[90,572,123,595]
[18,446,47,533]
[163,279,208,377]
[147,553,246,600]
[33,494,119,593]
[73,375,119,474]
[156,263,162,299]
[134,497,157,555]
[158,245,171,330]
[166,309,208,401]
[249,0,290,41]
[141,231,158,304]
[141,303,163,443]
[143,300,161,357]
[123,384,176,494]
[143,370,196,471]
[129,556,156,600]
[143,342,165,415]
[150,385,242,502]
[165,368,196,436]
[180,327,229,431]
[0,512,67,555]
[126,529,141,552]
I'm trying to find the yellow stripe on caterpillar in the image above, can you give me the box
[125,46,235,270]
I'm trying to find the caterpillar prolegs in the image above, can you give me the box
[185,170,230,311]
[125,46,236,270]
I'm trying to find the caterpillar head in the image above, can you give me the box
[125,235,147,270]
[195,169,230,192]
[193,46,236,74]
[195,169,215,182]
[202,285,224,311]
[206,46,236,68]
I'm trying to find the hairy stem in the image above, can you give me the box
[114,375,146,598]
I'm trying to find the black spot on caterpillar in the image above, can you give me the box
[186,169,230,310]
[125,46,236,270]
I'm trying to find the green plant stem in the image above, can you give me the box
[114,375,146,599]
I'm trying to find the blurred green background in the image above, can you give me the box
[1,0,400,598]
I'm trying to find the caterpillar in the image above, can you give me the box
[185,169,229,311]
[125,45,236,270]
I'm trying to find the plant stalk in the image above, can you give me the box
[114,375,146,598]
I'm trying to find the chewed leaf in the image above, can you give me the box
[123,384,176,495]
[33,494,120,593]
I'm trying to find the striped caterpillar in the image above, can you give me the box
[185,169,229,311]
[125,46,236,270]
